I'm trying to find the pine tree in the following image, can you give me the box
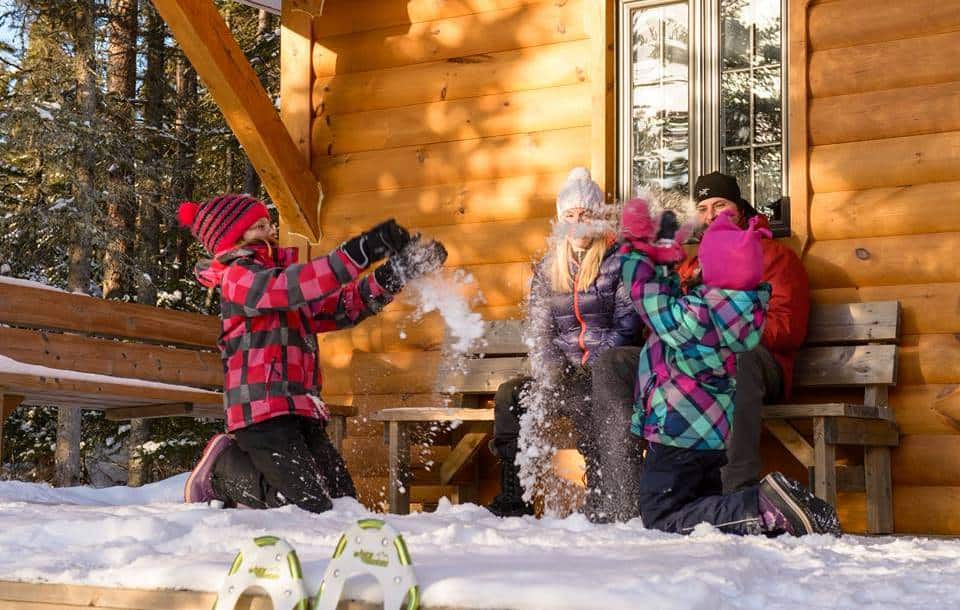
[101,0,138,301]
[57,0,99,488]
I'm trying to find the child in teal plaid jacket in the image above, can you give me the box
[620,201,840,536]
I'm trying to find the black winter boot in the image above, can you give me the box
[759,472,841,536]
[486,459,534,517]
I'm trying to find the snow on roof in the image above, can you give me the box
[233,0,281,14]
[1,475,959,608]
[0,355,221,396]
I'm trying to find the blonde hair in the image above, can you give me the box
[546,235,612,293]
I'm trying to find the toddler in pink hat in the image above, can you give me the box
[698,210,771,291]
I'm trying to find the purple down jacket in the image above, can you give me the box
[530,243,641,368]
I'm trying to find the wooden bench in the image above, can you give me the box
[373,302,901,530]
[0,279,356,458]
[762,300,901,534]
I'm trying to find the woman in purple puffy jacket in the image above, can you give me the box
[486,168,643,522]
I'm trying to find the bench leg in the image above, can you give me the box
[812,417,837,507]
[387,421,411,515]
[865,446,894,534]
[327,415,346,455]
[0,390,24,466]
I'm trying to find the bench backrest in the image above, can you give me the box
[438,301,902,395]
[794,301,900,389]
[0,280,222,390]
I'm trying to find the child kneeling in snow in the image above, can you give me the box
[179,194,446,512]
[620,201,840,536]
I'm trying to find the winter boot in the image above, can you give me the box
[758,472,842,536]
[486,459,534,517]
[184,433,234,503]
[580,448,610,523]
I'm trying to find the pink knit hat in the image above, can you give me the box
[699,211,771,290]
[177,194,270,255]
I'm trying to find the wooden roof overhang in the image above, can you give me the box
[151,0,321,240]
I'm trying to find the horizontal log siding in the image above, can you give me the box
[806,0,960,533]
[302,0,596,512]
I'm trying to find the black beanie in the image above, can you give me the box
[693,172,757,219]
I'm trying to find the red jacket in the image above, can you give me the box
[677,217,809,396]
[196,244,393,432]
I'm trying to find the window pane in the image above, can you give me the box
[628,2,690,195]
[755,145,783,216]
[721,71,750,147]
[722,148,752,203]
[753,66,781,144]
[721,0,750,70]
[754,0,782,66]
[719,0,786,231]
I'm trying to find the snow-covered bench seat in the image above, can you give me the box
[372,304,902,532]
[0,278,356,454]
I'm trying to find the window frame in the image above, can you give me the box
[617,0,791,236]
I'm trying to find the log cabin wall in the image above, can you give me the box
[799,0,960,534]
[278,0,607,511]
[274,0,960,534]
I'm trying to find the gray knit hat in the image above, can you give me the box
[556,167,605,218]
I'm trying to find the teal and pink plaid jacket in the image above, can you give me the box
[621,247,771,450]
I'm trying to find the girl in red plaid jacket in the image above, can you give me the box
[179,194,446,513]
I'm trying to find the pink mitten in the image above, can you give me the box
[621,198,657,246]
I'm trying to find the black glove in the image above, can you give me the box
[656,210,679,242]
[374,238,448,293]
[339,219,412,268]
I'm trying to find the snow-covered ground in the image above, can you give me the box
[1,476,959,609]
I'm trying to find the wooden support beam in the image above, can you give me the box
[326,414,346,455]
[440,422,491,485]
[764,418,814,467]
[151,0,321,240]
[813,417,837,507]
[105,402,223,421]
[0,390,24,465]
[865,446,894,534]
[822,418,899,447]
[387,421,411,515]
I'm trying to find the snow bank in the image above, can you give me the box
[1,477,959,609]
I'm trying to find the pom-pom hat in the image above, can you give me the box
[177,194,270,255]
[699,210,771,290]
[556,167,605,218]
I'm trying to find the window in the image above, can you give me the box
[618,0,789,234]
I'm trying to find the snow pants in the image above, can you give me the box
[491,371,594,460]
[722,346,783,493]
[492,363,643,521]
[639,442,762,535]
[212,414,355,513]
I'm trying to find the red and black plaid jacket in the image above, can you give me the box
[197,244,393,432]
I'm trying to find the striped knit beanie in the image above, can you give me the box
[177,195,270,255]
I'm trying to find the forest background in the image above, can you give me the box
[0,0,277,488]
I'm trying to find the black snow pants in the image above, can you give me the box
[491,362,640,521]
[212,414,355,513]
[639,442,762,535]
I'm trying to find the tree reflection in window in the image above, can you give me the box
[720,0,786,232]
[629,2,690,197]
